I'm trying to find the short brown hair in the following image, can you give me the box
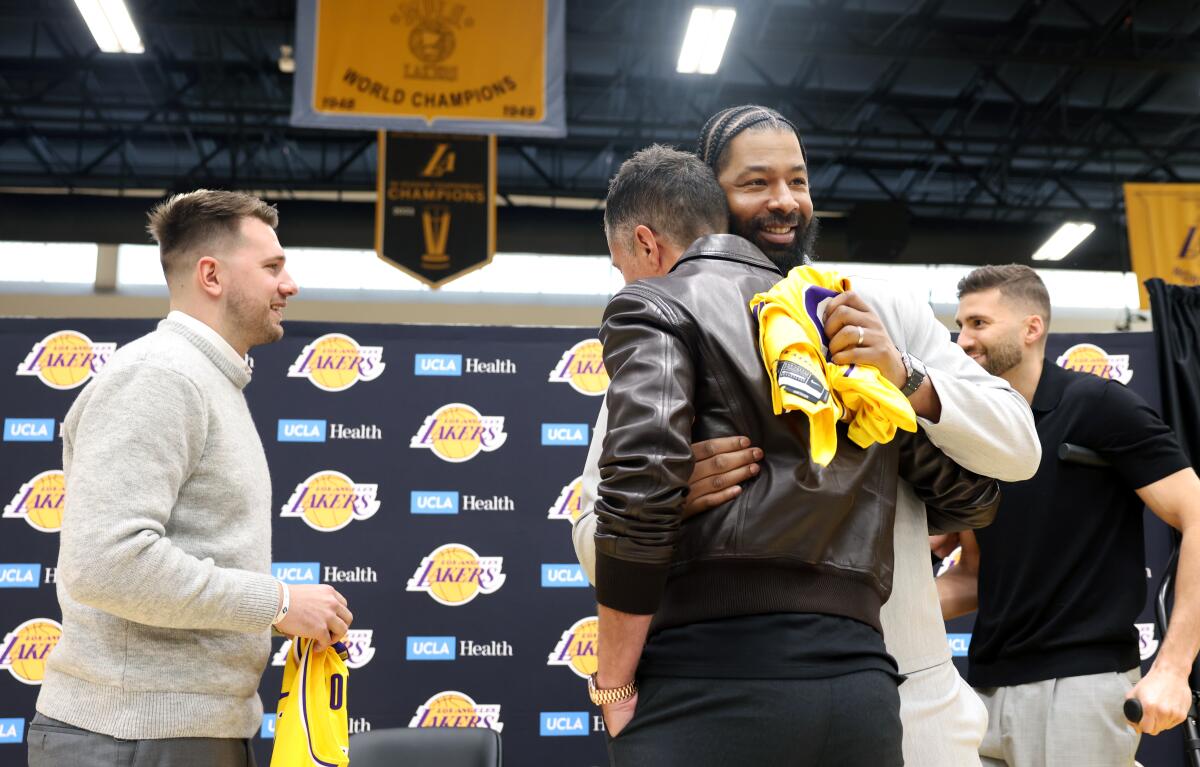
[957,264,1052,324]
[604,144,728,251]
[146,190,278,279]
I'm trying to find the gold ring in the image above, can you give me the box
[856,326,866,347]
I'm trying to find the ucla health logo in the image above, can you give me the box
[540,712,588,737]
[407,635,456,661]
[280,471,380,532]
[16,330,116,390]
[407,544,505,606]
[415,354,462,376]
[3,419,55,442]
[0,565,41,589]
[272,562,320,585]
[3,470,65,533]
[287,333,385,392]
[259,713,276,740]
[541,564,587,588]
[410,403,507,462]
[548,339,609,395]
[1055,343,1133,384]
[277,419,326,442]
[541,423,588,446]
[947,633,971,657]
[411,491,459,515]
[548,476,585,523]
[548,617,598,679]
[0,717,24,744]
[1,618,62,685]
[410,691,503,733]
[274,629,375,669]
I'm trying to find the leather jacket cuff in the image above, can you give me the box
[595,551,668,615]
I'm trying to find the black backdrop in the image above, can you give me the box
[0,319,1184,766]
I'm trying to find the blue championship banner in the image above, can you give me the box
[290,0,567,137]
[0,320,1180,764]
[376,132,497,288]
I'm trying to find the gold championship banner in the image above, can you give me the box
[1124,183,1200,308]
[291,0,566,137]
[376,132,496,287]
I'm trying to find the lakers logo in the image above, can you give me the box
[1136,623,1159,661]
[1056,343,1133,384]
[548,339,609,395]
[3,470,65,533]
[274,629,376,669]
[1180,226,1199,260]
[16,331,115,390]
[410,403,507,463]
[406,544,505,606]
[409,691,503,733]
[547,476,585,522]
[280,471,380,532]
[287,334,385,392]
[0,618,62,685]
[548,617,598,679]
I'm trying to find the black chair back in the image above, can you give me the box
[348,727,502,767]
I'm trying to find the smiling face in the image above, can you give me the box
[220,217,298,350]
[716,128,817,270]
[954,287,1027,376]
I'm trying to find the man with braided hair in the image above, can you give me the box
[574,106,1040,767]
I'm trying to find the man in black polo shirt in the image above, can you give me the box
[936,264,1200,766]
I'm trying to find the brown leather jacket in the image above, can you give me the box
[593,234,998,633]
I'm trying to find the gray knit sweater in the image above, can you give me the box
[36,318,281,740]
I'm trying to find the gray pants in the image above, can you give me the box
[976,669,1141,767]
[27,714,256,767]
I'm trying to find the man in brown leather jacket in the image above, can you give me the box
[590,144,1001,767]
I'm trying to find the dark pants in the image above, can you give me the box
[27,714,257,767]
[607,671,904,767]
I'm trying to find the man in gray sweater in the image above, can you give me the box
[29,190,353,766]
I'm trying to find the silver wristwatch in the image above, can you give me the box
[900,352,927,397]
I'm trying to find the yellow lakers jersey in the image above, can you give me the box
[270,639,350,767]
[750,265,916,466]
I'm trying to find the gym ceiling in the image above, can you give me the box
[1,0,1197,270]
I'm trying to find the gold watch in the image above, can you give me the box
[588,673,638,706]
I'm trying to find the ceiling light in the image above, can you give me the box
[73,0,144,54]
[279,45,296,74]
[677,6,736,75]
[1032,222,1096,261]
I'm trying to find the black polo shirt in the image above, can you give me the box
[967,360,1191,688]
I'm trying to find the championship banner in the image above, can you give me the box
[290,0,566,137]
[376,132,496,288]
[1123,183,1200,308]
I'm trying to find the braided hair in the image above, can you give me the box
[696,105,806,173]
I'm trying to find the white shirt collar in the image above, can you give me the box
[167,310,253,376]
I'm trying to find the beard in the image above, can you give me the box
[227,284,283,351]
[976,334,1024,376]
[730,212,821,272]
